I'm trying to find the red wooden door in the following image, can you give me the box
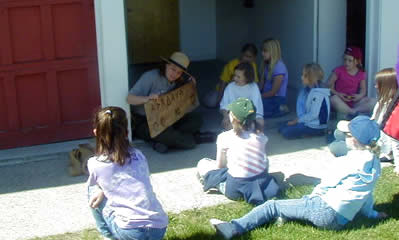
[0,0,100,149]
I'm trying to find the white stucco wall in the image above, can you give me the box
[366,0,399,97]
[94,0,131,134]
[179,0,217,61]
[317,0,347,84]
[216,0,252,62]
[252,0,316,89]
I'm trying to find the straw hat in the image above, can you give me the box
[161,52,190,75]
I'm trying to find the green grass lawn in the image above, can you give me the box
[31,167,399,240]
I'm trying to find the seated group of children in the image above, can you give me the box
[206,40,378,141]
[86,41,398,240]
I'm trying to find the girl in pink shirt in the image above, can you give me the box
[329,46,375,116]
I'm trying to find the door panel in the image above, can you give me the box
[9,6,44,63]
[0,76,8,132]
[52,3,84,59]
[127,0,180,64]
[0,0,100,149]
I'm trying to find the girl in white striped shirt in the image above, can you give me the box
[197,98,279,205]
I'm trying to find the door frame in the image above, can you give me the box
[94,0,131,137]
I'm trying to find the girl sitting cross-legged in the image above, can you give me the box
[197,98,279,206]
[279,63,330,139]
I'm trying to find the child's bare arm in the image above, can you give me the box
[352,79,367,101]
[261,75,283,98]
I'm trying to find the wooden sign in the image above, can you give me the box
[144,82,199,138]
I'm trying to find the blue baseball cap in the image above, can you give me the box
[337,115,380,145]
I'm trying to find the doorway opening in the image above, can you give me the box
[346,0,366,65]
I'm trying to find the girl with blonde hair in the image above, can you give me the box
[279,63,330,139]
[259,38,289,118]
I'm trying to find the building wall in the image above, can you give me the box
[179,0,217,61]
[317,0,347,84]
[94,0,131,135]
[366,0,399,97]
[216,0,252,62]
[252,0,316,89]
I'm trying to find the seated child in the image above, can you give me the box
[329,46,375,117]
[87,107,168,240]
[197,98,279,205]
[210,116,387,239]
[279,63,330,139]
[329,68,399,166]
[202,43,259,108]
[220,62,264,130]
[259,38,290,118]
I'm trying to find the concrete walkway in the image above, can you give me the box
[0,116,393,240]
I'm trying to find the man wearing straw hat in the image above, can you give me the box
[127,52,213,153]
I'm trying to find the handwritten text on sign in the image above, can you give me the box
[144,82,199,138]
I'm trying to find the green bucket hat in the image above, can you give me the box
[227,97,257,124]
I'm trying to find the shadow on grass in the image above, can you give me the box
[167,232,221,240]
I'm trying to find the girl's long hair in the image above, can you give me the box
[93,106,130,165]
[261,38,282,82]
[231,114,262,136]
[375,68,398,118]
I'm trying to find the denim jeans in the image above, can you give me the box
[88,186,166,240]
[231,195,342,233]
[263,96,287,118]
[279,122,325,139]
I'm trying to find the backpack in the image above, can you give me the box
[68,143,94,176]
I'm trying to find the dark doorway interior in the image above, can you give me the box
[346,0,366,64]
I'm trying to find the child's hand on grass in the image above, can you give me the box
[377,212,388,219]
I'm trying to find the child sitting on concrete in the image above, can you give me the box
[197,98,279,206]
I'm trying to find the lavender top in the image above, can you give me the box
[87,148,168,229]
[262,60,288,97]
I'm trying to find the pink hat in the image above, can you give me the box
[345,46,363,63]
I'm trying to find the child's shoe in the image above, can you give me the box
[275,216,286,227]
[152,142,168,153]
[210,218,238,240]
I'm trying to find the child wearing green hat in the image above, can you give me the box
[210,115,387,240]
[197,97,279,205]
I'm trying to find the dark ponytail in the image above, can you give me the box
[94,106,130,165]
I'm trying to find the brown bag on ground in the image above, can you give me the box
[68,143,95,176]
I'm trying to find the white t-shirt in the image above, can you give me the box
[217,129,268,178]
[220,82,264,118]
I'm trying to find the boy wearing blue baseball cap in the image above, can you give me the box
[210,116,388,239]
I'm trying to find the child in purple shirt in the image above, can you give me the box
[259,38,289,118]
[87,106,168,240]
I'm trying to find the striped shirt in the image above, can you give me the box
[217,130,268,178]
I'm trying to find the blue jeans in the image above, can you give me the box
[88,187,166,240]
[263,96,287,118]
[279,122,325,139]
[231,195,342,233]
